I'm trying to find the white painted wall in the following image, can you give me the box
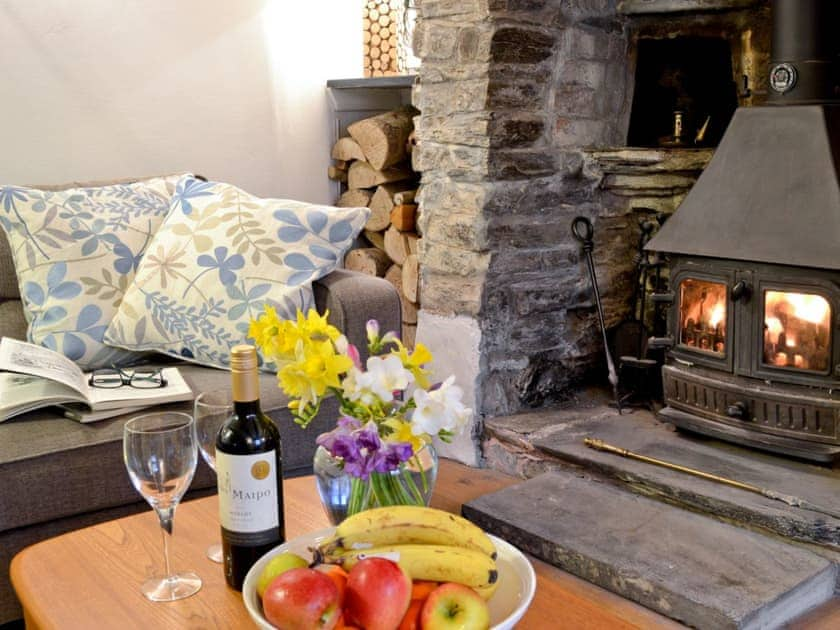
[0,1,362,202]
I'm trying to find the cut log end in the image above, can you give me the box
[384,264,418,324]
[383,225,419,267]
[344,247,391,277]
[401,254,420,303]
[336,189,373,208]
[348,160,415,190]
[347,105,420,170]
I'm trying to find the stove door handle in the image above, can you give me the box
[730,281,751,302]
[648,336,674,349]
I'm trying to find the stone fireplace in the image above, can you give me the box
[410,0,773,463]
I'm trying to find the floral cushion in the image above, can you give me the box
[0,175,184,369]
[103,176,370,369]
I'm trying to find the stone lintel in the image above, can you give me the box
[618,0,761,15]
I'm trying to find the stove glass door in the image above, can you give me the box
[762,290,831,372]
[678,278,727,356]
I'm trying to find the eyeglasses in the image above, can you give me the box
[88,367,167,389]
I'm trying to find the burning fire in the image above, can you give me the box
[679,279,727,354]
[680,280,831,369]
[763,290,830,371]
[709,303,726,329]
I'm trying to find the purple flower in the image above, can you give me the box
[375,441,413,472]
[317,419,395,480]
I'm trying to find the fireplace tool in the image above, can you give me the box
[584,438,840,521]
[571,216,621,414]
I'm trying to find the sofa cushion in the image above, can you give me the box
[0,231,16,299]
[0,175,185,369]
[0,300,27,340]
[0,363,339,533]
[104,176,369,369]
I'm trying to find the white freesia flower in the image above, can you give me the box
[364,355,414,402]
[411,376,472,436]
[341,366,378,406]
[342,355,414,405]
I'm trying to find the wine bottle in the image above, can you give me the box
[216,344,284,590]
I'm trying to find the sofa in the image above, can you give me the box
[0,177,401,625]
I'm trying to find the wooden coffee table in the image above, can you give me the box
[11,460,838,629]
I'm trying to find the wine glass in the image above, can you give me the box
[123,411,202,601]
[194,391,232,563]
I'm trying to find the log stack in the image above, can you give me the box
[329,106,421,348]
[362,0,407,77]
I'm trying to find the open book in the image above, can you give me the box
[0,337,193,423]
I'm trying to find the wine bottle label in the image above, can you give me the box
[216,450,280,533]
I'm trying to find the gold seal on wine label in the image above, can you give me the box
[230,344,260,402]
[251,460,270,480]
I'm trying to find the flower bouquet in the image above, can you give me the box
[249,308,472,518]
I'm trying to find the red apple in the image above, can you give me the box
[262,567,341,630]
[420,583,490,630]
[345,557,413,630]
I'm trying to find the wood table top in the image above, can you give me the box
[10,459,838,629]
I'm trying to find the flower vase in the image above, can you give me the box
[313,442,439,525]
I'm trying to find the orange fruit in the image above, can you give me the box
[315,563,349,607]
[397,599,424,630]
[411,580,439,602]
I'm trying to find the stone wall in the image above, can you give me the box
[411,0,769,463]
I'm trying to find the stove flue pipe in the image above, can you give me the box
[768,0,840,105]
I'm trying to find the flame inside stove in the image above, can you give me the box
[678,279,727,354]
[763,290,830,371]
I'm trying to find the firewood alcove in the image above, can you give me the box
[327,77,420,347]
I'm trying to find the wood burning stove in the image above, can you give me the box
[654,257,840,462]
[645,0,840,462]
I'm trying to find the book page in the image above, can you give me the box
[0,338,87,395]
[0,372,87,421]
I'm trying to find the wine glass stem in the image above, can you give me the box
[157,506,175,579]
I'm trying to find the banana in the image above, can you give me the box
[317,505,497,560]
[472,580,500,601]
[333,544,499,591]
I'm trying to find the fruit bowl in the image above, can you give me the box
[242,527,537,630]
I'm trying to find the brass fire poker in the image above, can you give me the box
[584,438,840,521]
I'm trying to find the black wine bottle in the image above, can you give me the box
[216,344,285,590]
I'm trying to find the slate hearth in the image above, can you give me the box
[477,396,840,628]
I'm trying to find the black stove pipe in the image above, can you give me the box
[768,0,840,104]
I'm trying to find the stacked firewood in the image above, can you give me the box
[329,106,421,347]
[362,0,406,77]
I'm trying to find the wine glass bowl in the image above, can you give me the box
[123,411,202,601]
[194,391,233,563]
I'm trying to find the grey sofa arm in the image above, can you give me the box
[314,269,402,363]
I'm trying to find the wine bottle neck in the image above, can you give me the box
[232,400,263,416]
[231,368,260,403]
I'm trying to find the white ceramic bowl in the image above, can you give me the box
[243,528,536,630]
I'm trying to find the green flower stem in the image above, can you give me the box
[344,463,432,517]
[401,467,424,504]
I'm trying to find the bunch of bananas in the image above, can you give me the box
[315,505,500,599]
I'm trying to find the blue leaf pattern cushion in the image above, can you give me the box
[0,175,185,369]
[104,176,370,369]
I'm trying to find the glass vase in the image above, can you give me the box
[313,442,439,525]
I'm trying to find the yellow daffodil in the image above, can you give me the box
[298,308,341,342]
[392,340,433,389]
[383,418,429,453]
[279,337,352,409]
[250,306,306,361]
[248,305,282,359]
